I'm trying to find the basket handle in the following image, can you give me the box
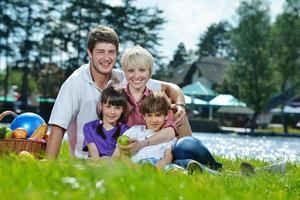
[0,110,18,122]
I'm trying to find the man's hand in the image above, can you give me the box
[118,138,143,155]
[171,104,186,127]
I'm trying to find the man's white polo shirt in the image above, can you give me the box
[49,63,161,158]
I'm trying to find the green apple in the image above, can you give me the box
[117,135,130,146]
[5,127,12,138]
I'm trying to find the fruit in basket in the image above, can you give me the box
[28,137,46,143]
[5,127,12,138]
[10,112,45,138]
[0,126,7,139]
[43,133,49,141]
[30,124,48,139]
[12,128,27,139]
[0,126,12,139]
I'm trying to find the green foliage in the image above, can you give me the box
[270,0,300,92]
[168,42,189,68]
[0,0,166,107]
[226,0,275,114]
[0,142,299,199]
[197,21,232,58]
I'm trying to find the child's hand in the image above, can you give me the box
[118,138,142,154]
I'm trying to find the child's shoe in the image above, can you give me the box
[164,164,187,174]
[186,160,203,174]
[257,161,286,175]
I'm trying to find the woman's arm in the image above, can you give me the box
[160,81,193,137]
[161,81,186,125]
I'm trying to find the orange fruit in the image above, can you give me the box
[12,128,27,139]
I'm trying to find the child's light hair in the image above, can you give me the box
[121,45,154,77]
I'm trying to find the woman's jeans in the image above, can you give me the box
[172,136,222,170]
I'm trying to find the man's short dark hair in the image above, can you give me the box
[87,26,119,52]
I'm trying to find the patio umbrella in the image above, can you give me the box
[0,96,16,102]
[209,94,247,107]
[217,106,254,115]
[182,81,216,96]
[270,105,300,114]
[184,95,208,105]
[208,94,247,119]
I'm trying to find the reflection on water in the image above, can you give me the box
[193,132,300,163]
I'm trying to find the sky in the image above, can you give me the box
[109,0,285,62]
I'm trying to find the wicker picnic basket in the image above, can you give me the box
[0,111,47,158]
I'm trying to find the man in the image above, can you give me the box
[46,26,191,159]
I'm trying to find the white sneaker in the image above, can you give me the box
[257,162,286,175]
[187,160,203,174]
[164,164,187,174]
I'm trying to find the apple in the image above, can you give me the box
[5,127,12,138]
[117,135,130,146]
[12,128,27,139]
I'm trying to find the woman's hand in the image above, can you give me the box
[171,104,186,127]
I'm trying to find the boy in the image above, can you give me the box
[113,92,176,169]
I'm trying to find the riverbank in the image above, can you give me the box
[220,126,300,138]
[193,132,300,163]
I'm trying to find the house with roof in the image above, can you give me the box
[165,57,230,89]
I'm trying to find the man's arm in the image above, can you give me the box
[45,125,65,159]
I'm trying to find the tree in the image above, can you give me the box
[168,42,189,68]
[62,0,108,70]
[227,0,275,131]
[0,0,22,102]
[270,0,300,133]
[14,0,46,109]
[107,0,166,66]
[197,21,232,59]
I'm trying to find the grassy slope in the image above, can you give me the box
[0,142,299,200]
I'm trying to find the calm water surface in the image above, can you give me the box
[193,132,300,163]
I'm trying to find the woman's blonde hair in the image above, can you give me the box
[121,45,154,77]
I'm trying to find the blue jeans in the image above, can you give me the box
[172,136,222,170]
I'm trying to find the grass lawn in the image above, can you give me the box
[0,141,299,200]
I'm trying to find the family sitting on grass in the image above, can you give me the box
[81,45,214,173]
[46,26,285,175]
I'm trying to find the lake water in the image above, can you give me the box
[193,132,300,163]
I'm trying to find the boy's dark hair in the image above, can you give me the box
[140,92,170,116]
[96,86,127,141]
[87,26,119,52]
